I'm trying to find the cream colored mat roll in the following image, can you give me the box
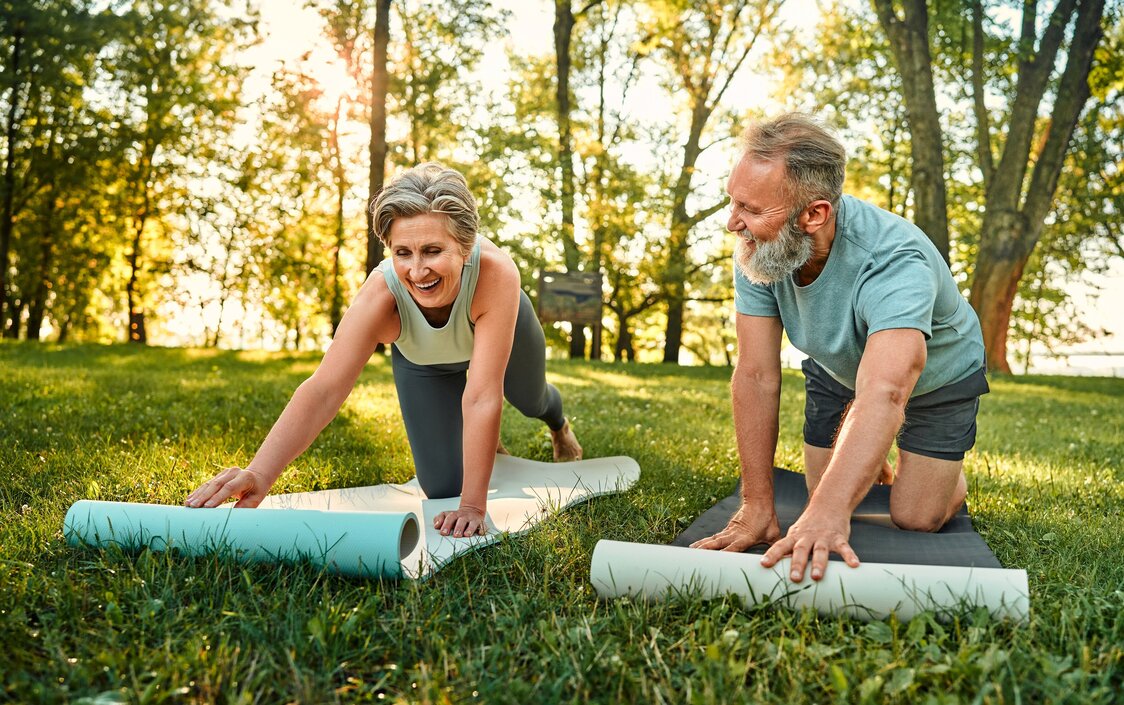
[590,540,1029,622]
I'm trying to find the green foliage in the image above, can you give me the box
[774,0,1123,359]
[2,343,1122,702]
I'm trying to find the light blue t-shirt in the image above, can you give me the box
[734,195,984,396]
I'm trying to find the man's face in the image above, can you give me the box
[725,157,812,285]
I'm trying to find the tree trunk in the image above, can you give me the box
[6,298,22,337]
[125,191,149,344]
[330,96,346,335]
[554,0,586,359]
[968,210,1031,373]
[662,99,708,363]
[365,0,391,277]
[0,21,24,331]
[871,0,950,261]
[25,191,56,340]
[615,323,634,362]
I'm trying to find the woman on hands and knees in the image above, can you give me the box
[185,163,582,539]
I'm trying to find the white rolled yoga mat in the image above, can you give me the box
[66,455,640,579]
[590,541,1029,622]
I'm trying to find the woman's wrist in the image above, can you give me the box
[458,495,486,514]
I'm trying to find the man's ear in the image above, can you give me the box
[800,200,833,232]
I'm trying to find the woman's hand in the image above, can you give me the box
[434,504,487,538]
[185,467,270,509]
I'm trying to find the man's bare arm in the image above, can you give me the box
[691,314,783,551]
[761,328,926,580]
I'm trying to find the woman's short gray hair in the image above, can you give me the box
[369,163,479,254]
[739,113,846,210]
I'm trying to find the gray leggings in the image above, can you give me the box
[391,290,566,499]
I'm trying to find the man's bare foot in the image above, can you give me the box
[496,439,510,455]
[550,419,583,461]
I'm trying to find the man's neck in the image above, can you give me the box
[796,215,837,286]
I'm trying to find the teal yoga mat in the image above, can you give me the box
[64,501,419,579]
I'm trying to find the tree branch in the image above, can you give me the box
[971,0,994,189]
[687,197,728,227]
[1023,0,1106,237]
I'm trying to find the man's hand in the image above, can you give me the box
[434,504,487,538]
[185,467,270,509]
[689,504,782,552]
[761,508,859,581]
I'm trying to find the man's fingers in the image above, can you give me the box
[835,539,860,568]
[810,544,830,580]
[719,534,761,553]
[761,536,793,567]
[690,533,731,550]
[787,542,811,582]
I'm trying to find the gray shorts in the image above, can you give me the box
[802,358,989,461]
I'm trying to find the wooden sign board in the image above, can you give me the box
[538,271,603,325]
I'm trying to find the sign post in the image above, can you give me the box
[537,271,603,355]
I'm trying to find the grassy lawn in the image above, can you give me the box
[2,341,1121,704]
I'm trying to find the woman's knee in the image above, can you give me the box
[416,465,462,499]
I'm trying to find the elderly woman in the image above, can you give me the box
[185,163,583,539]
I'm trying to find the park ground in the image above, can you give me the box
[1,342,1121,703]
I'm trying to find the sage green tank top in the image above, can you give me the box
[377,240,481,365]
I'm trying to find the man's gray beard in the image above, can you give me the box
[734,214,813,286]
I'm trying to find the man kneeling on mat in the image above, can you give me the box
[691,113,988,582]
[186,163,583,538]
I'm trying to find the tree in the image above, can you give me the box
[778,0,1115,373]
[554,0,603,358]
[967,0,1108,372]
[315,0,392,277]
[106,0,253,343]
[871,0,950,261]
[641,0,782,363]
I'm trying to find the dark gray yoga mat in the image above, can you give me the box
[672,467,1002,568]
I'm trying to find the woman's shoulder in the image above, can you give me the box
[475,237,519,284]
[476,237,518,277]
[352,268,401,333]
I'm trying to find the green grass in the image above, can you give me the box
[1,341,1121,704]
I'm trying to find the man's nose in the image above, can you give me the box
[726,210,742,233]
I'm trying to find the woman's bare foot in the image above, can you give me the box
[878,458,895,485]
[550,419,583,461]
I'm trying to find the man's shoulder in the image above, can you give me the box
[838,194,940,262]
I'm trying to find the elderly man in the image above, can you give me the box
[691,113,988,583]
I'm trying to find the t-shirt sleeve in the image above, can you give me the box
[856,249,939,339]
[733,261,780,317]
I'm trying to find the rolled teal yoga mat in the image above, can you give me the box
[64,501,419,579]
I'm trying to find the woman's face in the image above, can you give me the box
[388,213,469,312]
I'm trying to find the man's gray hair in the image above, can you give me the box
[370,162,479,254]
[739,113,846,209]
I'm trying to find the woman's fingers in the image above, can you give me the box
[185,467,257,508]
[433,510,487,538]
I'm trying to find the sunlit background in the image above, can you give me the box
[7,0,1121,374]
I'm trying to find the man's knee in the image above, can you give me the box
[890,508,947,533]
